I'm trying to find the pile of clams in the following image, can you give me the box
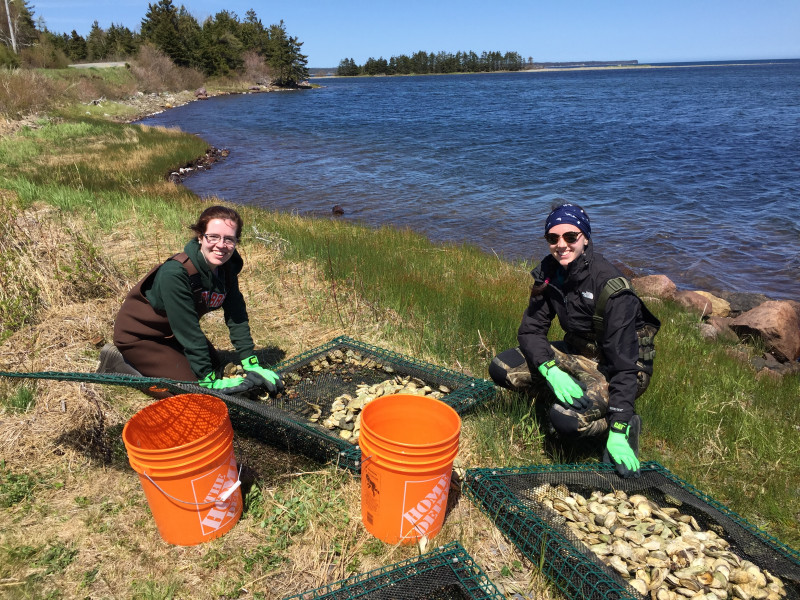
[281,349,451,444]
[286,348,396,379]
[528,483,787,600]
[315,374,449,444]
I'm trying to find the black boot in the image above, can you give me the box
[96,343,142,377]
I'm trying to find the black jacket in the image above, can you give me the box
[517,241,644,424]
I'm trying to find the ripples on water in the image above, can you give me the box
[139,61,800,299]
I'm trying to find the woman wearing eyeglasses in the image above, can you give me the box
[489,202,659,478]
[100,205,283,397]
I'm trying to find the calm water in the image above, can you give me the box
[139,61,800,300]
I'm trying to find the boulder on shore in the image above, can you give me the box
[674,290,713,317]
[729,301,800,363]
[692,291,731,317]
[632,274,676,300]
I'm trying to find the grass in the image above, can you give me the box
[0,68,797,599]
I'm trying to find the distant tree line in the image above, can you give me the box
[337,50,529,76]
[1,0,308,86]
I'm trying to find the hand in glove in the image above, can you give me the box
[538,360,590,410]
[242,355,285,396]
[198,371,258,396]
[603,417,641,478]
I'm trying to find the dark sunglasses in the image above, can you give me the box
[544,231,583,245]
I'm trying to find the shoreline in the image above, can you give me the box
[311,59,797,79]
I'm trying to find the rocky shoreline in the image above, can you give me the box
[632,274,800,377]
[119,86,277,182]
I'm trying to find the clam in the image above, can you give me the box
[630,577,649,595]
[606,554,630,576]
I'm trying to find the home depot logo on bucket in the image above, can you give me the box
[358,393,460,545]
[400,472,451,540]
[123,393,244,546]
[362,465,452,543]
[193,448,241,535]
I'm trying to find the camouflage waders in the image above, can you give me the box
[488,342,651,438]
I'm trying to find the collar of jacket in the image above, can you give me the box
[183,238,243,288]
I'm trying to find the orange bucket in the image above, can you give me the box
[358,394,461,545]
[122,394,243,546]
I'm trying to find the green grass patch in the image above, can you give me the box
[246,212,532,371]
[0,463,38,507]
[0,539,77,584]
[36,66,135,87]
[0,117,208,196]
[0,385,35,413]
[129,576,183,600]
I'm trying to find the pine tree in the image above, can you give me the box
[105,23,137,59]
[337,57,359,77]
[140,0,189,66]
[240,9,268,54]
[200,10,244,75]
[175,6,202,71]
[266,20,307,86]
[66,30,87,61]
[86,20,106,61]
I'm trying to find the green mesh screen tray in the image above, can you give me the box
[463,462,800,600]
[283,541,503,599]
[229,336,495,473]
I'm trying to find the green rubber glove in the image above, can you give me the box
[198,371,256,395]
[537,359,588,409]
[242,355,285,396]
[605,420,641,478]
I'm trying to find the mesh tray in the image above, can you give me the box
[230,336,495,473]
[282,541,503,599]
[463,462,800,600]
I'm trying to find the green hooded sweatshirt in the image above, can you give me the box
[143,238,255,377]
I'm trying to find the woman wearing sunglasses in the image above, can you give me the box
[489,202,659,478]
[98,205,283,398]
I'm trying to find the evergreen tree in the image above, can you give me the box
[140,0,189,66]
[105,23,137,59]
[336,57,359,76]
[340,48,527,76]
[175,6,202,70]
[86,20,106,61]
[240,9,268,54]
[66,29,87,61]
[266,20,307,86]
[409,50,428,74]
[201,10,243,75]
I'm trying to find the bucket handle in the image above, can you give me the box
[358,454,374,467]
[141,464,242,507]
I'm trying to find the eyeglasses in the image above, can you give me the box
[544,231,583,245]
[203,233,238,247]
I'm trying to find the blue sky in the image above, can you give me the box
[32,0,800,68]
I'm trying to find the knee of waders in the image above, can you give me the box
[489,347,530,389]
[549,403,581,436]
[550,402,609,438]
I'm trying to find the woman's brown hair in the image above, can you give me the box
[189,206,244,239]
